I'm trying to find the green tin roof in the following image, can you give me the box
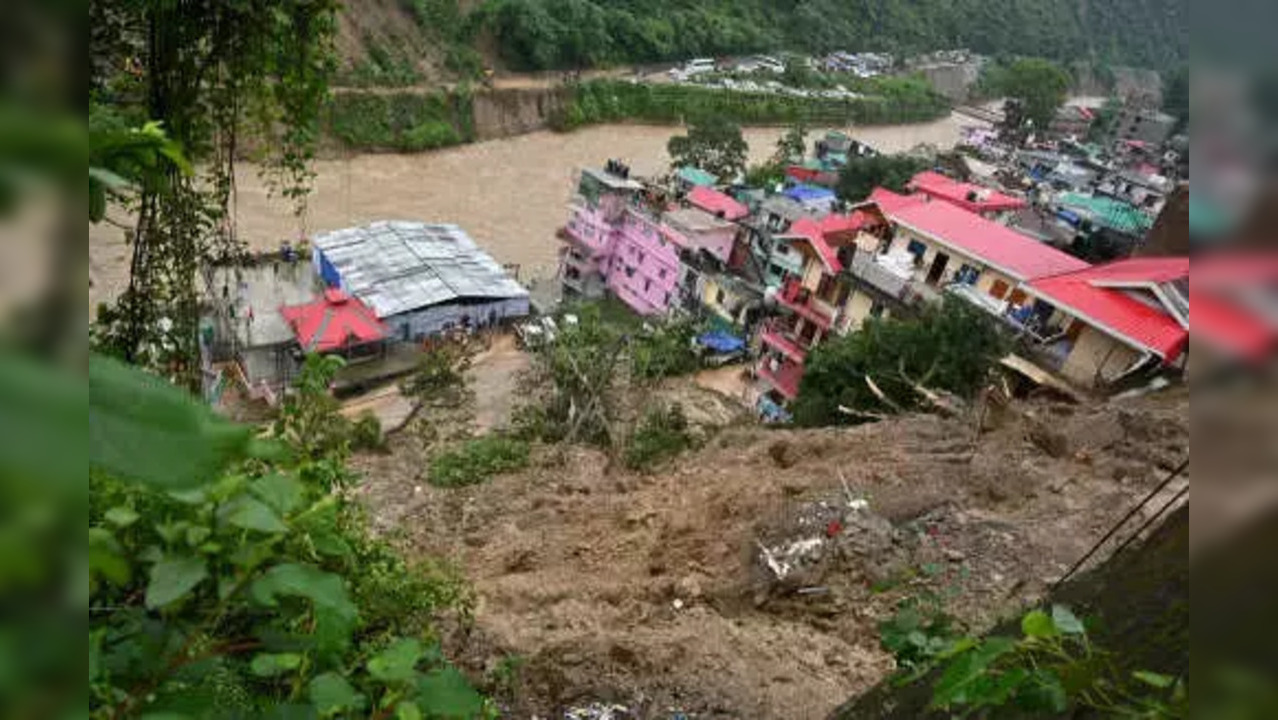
[676,166,717,187]
[1060,193,1153,235]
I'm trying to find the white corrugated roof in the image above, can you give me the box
[313,221,528,318]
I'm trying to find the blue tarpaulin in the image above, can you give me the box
[784,184,836,202]
[696,330,745,354]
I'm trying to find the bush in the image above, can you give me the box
[350,410,385,451]
[793,297,1009,427]
[629,318,701,380]
[428,436,531,487]
[624,403,693,471]
[326,90,473,151]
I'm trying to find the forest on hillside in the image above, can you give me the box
[473,0,1188,72]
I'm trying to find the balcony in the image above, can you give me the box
[757,356,804,400]
[849,251,909,299]
[776,278,835,329]
[759,323,809,364]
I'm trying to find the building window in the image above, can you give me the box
[955,263,981,285]
[870,300,886,319]
[644,279,652,292]
[906,239,927,261]
[990,279,1011,299]
[659,268,667,279]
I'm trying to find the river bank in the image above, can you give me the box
[89,113,984,310]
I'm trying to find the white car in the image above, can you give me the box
[682,58,716,76]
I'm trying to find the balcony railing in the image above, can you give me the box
[757,356,804,400]
[849,251,909,299]
[776,277,834,329]
[759,324,808,364]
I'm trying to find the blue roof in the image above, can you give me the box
[784,184,836,202]
[696,330,745,354]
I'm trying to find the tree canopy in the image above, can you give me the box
[835,154,930,204]
[476,0,1188,72]
[792,297,1009,427]
[667,115,749,181]
[985,58,1072,132]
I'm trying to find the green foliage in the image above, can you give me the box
[835,153,930,203]
[984,57,1072,132]
[555,78,949,134]
[513,307,626,446]
[745,161,786,189]
[667,115,749,180]
[629,316,701,380]
[774,122,808,164]
[88,355,486,718]
[327,90,474,151]
[623,403,694,471]
[428,436,532,487]
[924,605,1188,717]
[878,595,966,684]
[475,0,1187,72]
[793,297,1009,426]
[1163,65,1189,132]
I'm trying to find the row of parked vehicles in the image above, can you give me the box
[667,55,785,81]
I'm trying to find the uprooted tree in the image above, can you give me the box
[792,297,1009,427]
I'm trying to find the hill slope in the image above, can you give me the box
[476,0,1187,71]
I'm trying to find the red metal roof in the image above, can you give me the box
[786,217,843,273]
[280,289,388,352]
[890,200,1090,281]
[1075,257,1189,285]
[687,185,749,221]
[1191,292,1275,363]
[907,171,1027,214]
[1028,266,1187,360]
[868,187,924,213]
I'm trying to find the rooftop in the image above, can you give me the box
[1027,260,1189,360]
[889,200,1089,282]
[280,289,387,352]
[1058,193,1154,235]
[313,221,528,319]
[867,187,924,214]
[663,206,735,234]
[676,166,718,187]
[686,185,749,221]
[581,166,643,191]
[908,171,1027,214]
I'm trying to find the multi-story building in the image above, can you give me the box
[905,170,1027,222]
[559,166,681,315]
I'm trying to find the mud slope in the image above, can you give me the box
[356,393,1188,719]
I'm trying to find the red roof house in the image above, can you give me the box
[687,185,749,221]
[889,199,1090,282]
[867,187,924,214]
[1027,261,1189,361]
[280,289,388,353]
[907,171,1027,215]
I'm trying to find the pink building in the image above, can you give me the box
[559,166,681,315]
[661,207,738,264]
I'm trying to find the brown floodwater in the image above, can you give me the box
[89,115,982,308]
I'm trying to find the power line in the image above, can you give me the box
[1051,457,1188,591]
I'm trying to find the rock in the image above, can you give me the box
[504,548,536,573]
[944,548,967,562]
[768,440,797,469]
[676,575,704,599]
[1028,422,1071,458]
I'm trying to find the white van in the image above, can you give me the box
[683,58,717,76]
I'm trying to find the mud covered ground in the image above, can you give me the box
[350,350,1188,720]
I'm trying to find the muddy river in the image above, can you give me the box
[89,115,982,308]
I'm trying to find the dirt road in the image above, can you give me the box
[89,115,982,310]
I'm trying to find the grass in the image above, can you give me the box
[428,436,531,487]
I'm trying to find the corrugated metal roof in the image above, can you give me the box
[313,221,528,319]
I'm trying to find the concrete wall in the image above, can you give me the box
[841,289,877,333]
[471,87,573,141]
[384,296,530,342]
[1060,325,1143,388]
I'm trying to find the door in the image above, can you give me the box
[925,252,950,285]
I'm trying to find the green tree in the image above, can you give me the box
[835,153,930,203]
[774,122,809,164]
[1163,65,1189,133]
[792,297,1008,426]
[91,0,338,380]
[989,58,1072,133]
[667,115,749,181]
